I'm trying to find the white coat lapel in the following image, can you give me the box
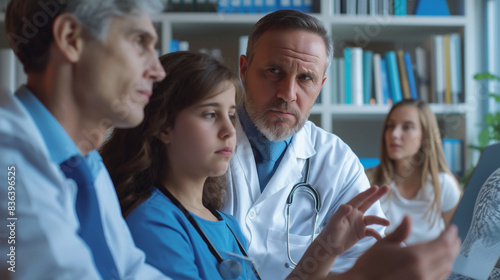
[229,121,262,205]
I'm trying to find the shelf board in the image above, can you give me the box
[311,103,469,119]
[329,15,467,26]
[151,13,467,43]
[153,13,264,24]
[154,13,467,25]
[330,16,465,42]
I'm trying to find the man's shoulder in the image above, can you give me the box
[0,88,56,183]
[0,88,40,138]
[1,89,48,155]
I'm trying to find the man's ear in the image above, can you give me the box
[52,13,85,63]
[239,54,248,84]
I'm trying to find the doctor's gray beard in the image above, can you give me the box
[244,95,309,142]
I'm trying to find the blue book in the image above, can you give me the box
[442,138,463,177]
[363,51,373,104]
[344,48,352,105]
[380,58,391,104]
[264,0,277,12]
[303,0,313,13]
[404,52,418,99]
[414,0,449,16]
[359,158,380,169]
[385,51,403,103]
[253,0,265,13]
[394,0,406,15]
[230,0,241,13]
[291,0,304,12]
[217,0,231,13]
[169,39,179,52]
[279,0,292,10]
[241,0,254,13]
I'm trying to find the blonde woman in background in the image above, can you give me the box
[367,99,462,244]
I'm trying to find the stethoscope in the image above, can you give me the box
[158,185,262,280]
[284,158,321,269]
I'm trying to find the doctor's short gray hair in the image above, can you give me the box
[245,9,333,69]
[5,0,166,72]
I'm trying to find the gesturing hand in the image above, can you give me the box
[287,185,390,280]
[319,185,390,256]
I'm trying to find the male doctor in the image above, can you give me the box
[223,9,460,280]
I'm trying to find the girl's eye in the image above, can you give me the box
[204,113,216,119]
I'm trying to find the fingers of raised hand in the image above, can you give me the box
[347,186,379,210]
[358,185,389,213]
[364,215,390,227]
[348,185,389,213]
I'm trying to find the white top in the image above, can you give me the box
[381,172,461,244]
[223,119,387,279]
[0,87,169,279]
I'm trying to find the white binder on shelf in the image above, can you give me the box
[0,49,16,93]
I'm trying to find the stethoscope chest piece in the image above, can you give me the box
[218,259,242,279]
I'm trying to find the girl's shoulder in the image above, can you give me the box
[437,172,459,188]
[126,188,186,225]
[218,211,240,230]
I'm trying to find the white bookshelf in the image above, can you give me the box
[0,0,485,171]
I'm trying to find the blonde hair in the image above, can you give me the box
[369,99,458,225]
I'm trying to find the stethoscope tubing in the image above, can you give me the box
[285,158,321,268]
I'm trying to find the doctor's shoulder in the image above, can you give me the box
[303,120,354,152]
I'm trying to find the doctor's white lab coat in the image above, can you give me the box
[223,120,386,280]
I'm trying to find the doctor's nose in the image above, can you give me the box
[277,78,297,103]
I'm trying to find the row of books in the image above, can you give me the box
[165,0,317,13]
[166,0,218,12]
[332,0,412,16]
[423,33,462,104]
[330,33,462,105]
[0,49,26,94]
[332,0,454,16]
[218,0,316,14]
